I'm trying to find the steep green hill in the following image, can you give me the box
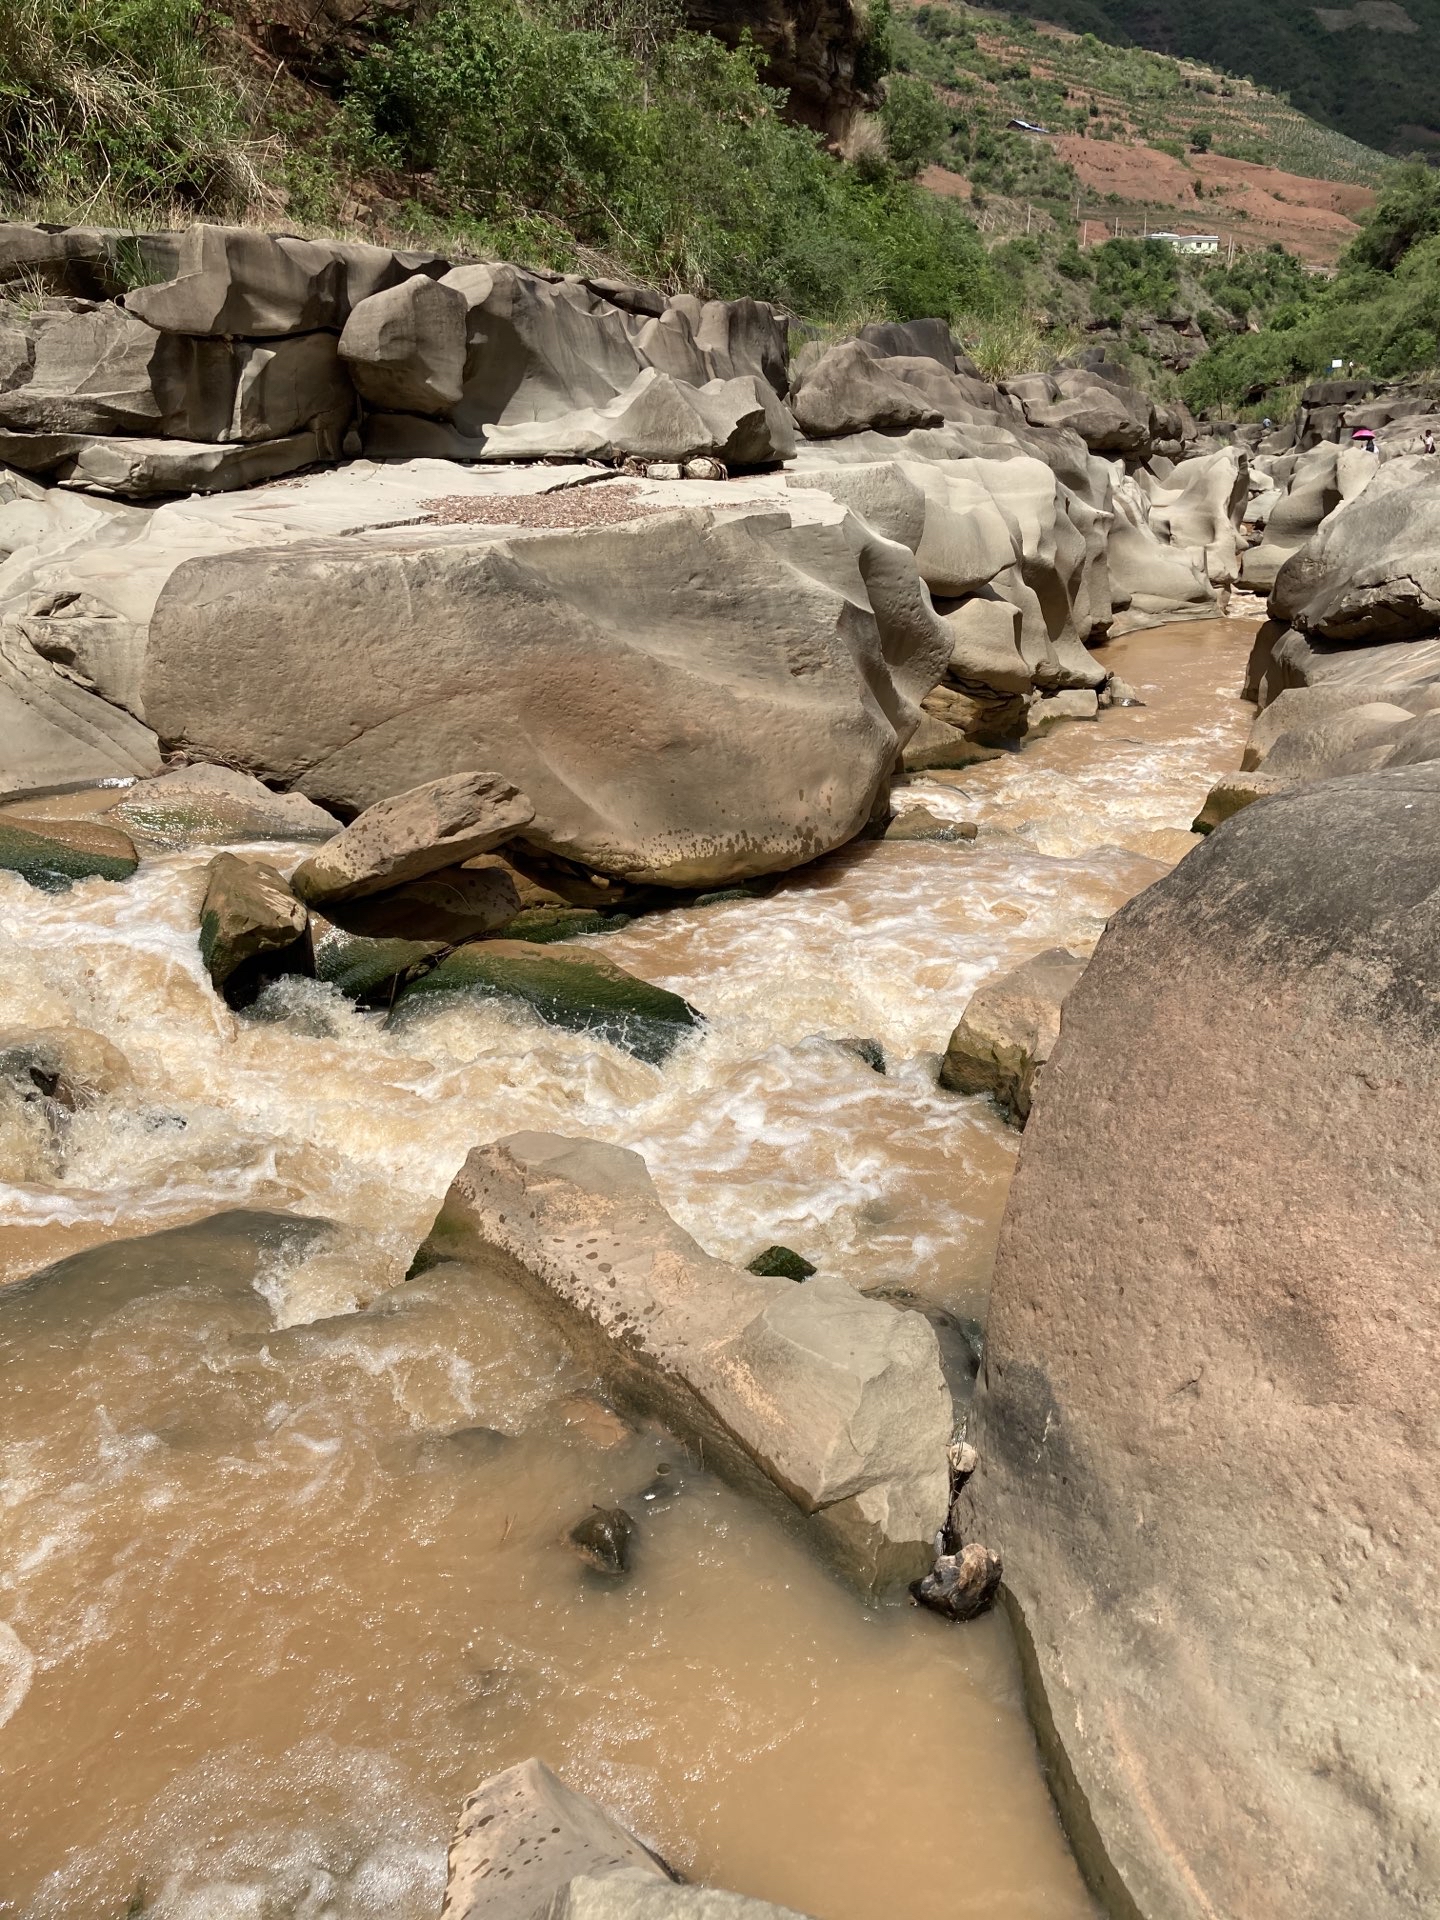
[998,0,1440,154]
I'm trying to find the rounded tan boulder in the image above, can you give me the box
[958,763,1440,1920]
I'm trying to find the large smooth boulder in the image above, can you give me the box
[938,947,1084,1125]
[790,341,942,440]
[1004,367,1151,456]
[1271,456,1440,642]
[1138,446,1248,587]
[443,263,645,432]
[1241,439,1375,592]
[290,771,534,903]
[0,621,161,789]
[418,1132,952,1586]
[124,224,347,335]
[479,370,794,469]
[139,504,951,887]
[957,765,1440,1920]
[338,274,467,416]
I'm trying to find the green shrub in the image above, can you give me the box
[0,0,255,218]
[879,71,949,176]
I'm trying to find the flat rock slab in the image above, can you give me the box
[392,941,701,1065]
[417,1132,951,1587]
[546,1874,812,1919]
[0,815,138,890]
[291,771,534,903]
[445,1758,671,1920]
[110,763,340,847]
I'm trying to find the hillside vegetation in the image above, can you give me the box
[0,0,1428,407]
[1181,161,1440,414]
[996,0,1440,155]
[0,0,1005,326]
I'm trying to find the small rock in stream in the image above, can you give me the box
[568,1505,635,1575]
[884,807,979,844]
[746,1245,817,1281]
[835,1035,886,1074]
[913,1542,1003,1622]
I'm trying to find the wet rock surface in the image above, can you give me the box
[416,1132,953,1589]
[938,947,1086,1126]
[958,764,1440,1920]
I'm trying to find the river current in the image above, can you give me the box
[0,619,1256,1920]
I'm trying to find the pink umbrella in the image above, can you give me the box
[1351,427,1376,439]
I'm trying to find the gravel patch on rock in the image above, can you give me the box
[420,483,666,530]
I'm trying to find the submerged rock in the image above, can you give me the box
[834,1036,885,1074]
[417,1133,952,1589]
[745,1246,816,1282]
[310,921,445,1003]
[883,808,978,843]
[0,1023,130,1111]
[938,949,1086,1126]
[391,941,701,1065]
[0,815,138,890]
[568,1506,635,1576]
[198,852,310,1007]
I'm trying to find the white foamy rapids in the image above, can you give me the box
[0,622,1255,1312]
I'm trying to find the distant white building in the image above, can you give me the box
[1150,232,1221,256]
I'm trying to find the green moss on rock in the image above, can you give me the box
[390,938,701,1063]
[747,1245,817,1281]
[0,818,139,891]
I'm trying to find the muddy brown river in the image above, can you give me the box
[0,619,1256,1920]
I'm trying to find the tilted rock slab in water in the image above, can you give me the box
[418,1133,952,1588]
[956,765,1440,1920]
[140,504,950,887]
[444,1757,674,1920]
[290,771,534,903]
[444,1758,811,1920]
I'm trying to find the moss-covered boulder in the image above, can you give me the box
[500,905,613,943]
[198,853,311,1008]
[390,939,701,1062]
[311,921,446,1003]
[746,1245,817,1281]
[0,816,138,891]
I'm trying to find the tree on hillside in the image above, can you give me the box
[1190,124,1212,152]
[1349,160,1440,273]
[879,72,948,176]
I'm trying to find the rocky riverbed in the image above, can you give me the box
[0,619,1254,1920]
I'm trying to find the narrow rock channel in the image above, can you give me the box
[0,617,1254,1920]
